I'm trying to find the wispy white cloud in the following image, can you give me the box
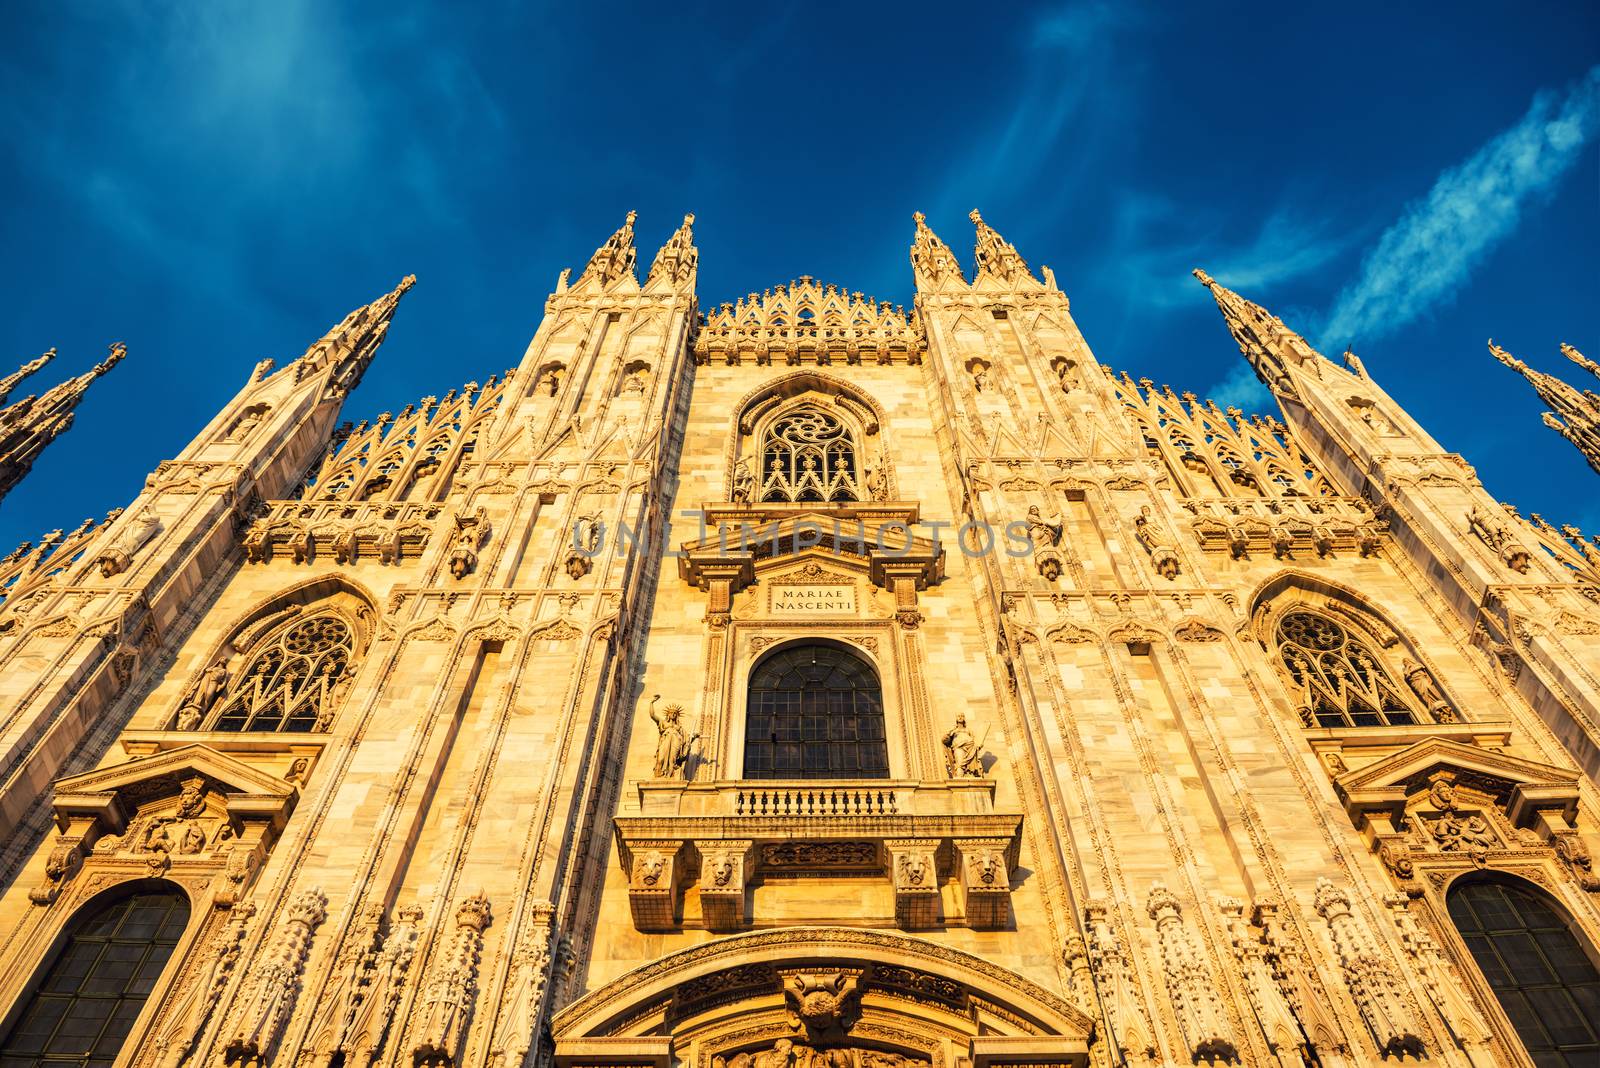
[1108,195,1357,309]
[1205,361,1272,412]
[1321,65,1600,347]
[931,1,1144,221]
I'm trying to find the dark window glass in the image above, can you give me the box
[743,644,888,779]
[1449,880,1600,1066]
[0,886,189,1068]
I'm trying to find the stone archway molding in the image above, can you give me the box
[553,926,1092,1068]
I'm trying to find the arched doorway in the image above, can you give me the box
[552,927,1091,1068]
[1447,877,1600,1065]
[0,882,190,1067]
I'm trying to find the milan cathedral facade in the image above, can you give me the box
[1,211,1598,1068]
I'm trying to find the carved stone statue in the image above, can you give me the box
[176,658,228,729]
[864,466,887,502]
[1025,505,1061,550]
[1402,657,1455,720]
[227,405,269,442]
[942,714,985,778]
[96,506,161,577]
[1134,505,1181,580]
[649,696,698,780]
[730,460,755,504]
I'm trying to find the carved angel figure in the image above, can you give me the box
[648,696,698,780]
[941,714,986,778]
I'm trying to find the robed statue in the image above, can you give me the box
[649,695,699,780]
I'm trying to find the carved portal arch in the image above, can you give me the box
[726,373,895,506]
[167,576,377,733]
[1442,871,1600,1063]
[1248,571,1461,728]
[552,927,1091,1068]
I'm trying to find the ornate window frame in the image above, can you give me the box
[724,373,896,508]
[164,581,375,735]
[0,746,299,1062]
[1249,578,1460,732]
[1330,741,1600,1063]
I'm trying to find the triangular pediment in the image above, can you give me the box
[1336,737,1580,826]
[53,744,298,833]
[56,743,296,800]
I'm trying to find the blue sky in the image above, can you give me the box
[0,1,1596,548]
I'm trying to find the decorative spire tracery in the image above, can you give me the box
[579,210,639,287]
[647,212,697,288]
[0,342,125,503]
[294,275,415,397]
[1489,339,1600,476]
[1193,268,1322,399]
[0,348,55,407]
[969,209,1035,285]
[909,212,965,285]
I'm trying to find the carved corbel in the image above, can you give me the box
[886,839,941,929]
[881,564,925,630]
[626,839,684,930]
[1527,808,1600,892]
[31,792,127,905]
[243,525,271,563]
[955,838,1012,929]
[697,839,752,931]
[332,528,358,565]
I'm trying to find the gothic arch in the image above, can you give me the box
[552,927,1091,1067]
[166,575,378,732]
[1247,570,1462,727]
[725,373,895,505]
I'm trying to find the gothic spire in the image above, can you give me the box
[969,209,1035,285]
[1193,268,1323,399]
[1489,339,1600,476]
[0,348,56,407]
[579,210,639,287]
[646,213,697,288]
[909,212,966,286]
[294,275,416,397]
[0,342,126,503]
[1561,341,1600,382]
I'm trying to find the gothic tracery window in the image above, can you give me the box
[743,643,888,779]
[210,613,356,732]
[1275,609,1417,728]
[0,885,190,1067]
[1448,879,1600,1064]
[758,406,860,504]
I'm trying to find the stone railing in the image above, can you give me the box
[618,778,1019,933]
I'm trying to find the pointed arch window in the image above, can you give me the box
[1274,609,1417,727]
[1448,879,1600,1064]
[744,643,887,779]
[759,406,859,504]
[210,613,355,732]
[0,885,190,1067]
